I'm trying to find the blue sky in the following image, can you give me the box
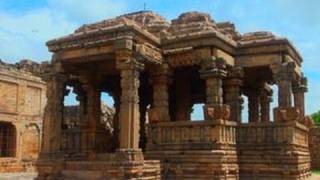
[1,0,319,118]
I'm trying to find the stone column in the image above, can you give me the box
[260,86,273,123]
[273,62,296,108]
[293,76,307,120]
[175,71,192,121]
[82,82,101,152]
[224,67,243,122]
[272,62,299,122]
[248,89,260,123]
[41,73,66,156]
[73,84,87,127]
[148,63,171,122]
[200,58,230,121]
[117,60,143,150]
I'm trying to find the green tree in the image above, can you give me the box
[311,111,320,125]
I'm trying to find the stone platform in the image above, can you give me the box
[36,153,160,180]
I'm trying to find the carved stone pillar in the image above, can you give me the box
[175,71,192,121]
[200,58,230,121]
[248,89,260,123]
[274,62,295,108]
[148,63,171,122]
[224,67,243,122]
[82,82,101,152]
[260,86,273,122]
[73,84,87,127]
[272,62,300,122]
[41,73,66,156]
[293,76,307,120]
[117,58,144,150]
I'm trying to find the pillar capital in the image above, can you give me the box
[271,61,296,82]
[200,57,227,79]
[293,76,308,93]
[115,50,144,71]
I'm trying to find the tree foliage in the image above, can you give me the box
[311,111,320,125]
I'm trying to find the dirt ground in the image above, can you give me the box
[0,172,319,179]
[0,173,37,180]
[311,173,320,180]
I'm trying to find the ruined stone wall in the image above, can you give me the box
[310,127,320,170]
[0,59,46,172]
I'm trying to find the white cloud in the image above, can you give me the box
[0,0,128,63]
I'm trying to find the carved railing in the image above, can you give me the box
[61,129,111,154]
[237,121,309,148]
[147,120,237,150]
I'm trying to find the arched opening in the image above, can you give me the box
[0,122,16,157]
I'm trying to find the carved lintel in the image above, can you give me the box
[135,43,163,64]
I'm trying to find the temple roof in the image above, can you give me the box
[46,11,302,63]
[75,11,170,36]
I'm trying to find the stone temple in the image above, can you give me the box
[24,11,312,179]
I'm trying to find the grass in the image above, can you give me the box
[313,170,320,175]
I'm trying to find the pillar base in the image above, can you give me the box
[273,107,300,122]
[203,104,230,121]
[115,148,144,161]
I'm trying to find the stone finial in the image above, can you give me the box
[172,11,214,25]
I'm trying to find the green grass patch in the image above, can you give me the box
[313,170,320,175]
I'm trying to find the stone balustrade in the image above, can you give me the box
[237,121,309,148]
[61,129,112,155]
[147,120,237,150]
